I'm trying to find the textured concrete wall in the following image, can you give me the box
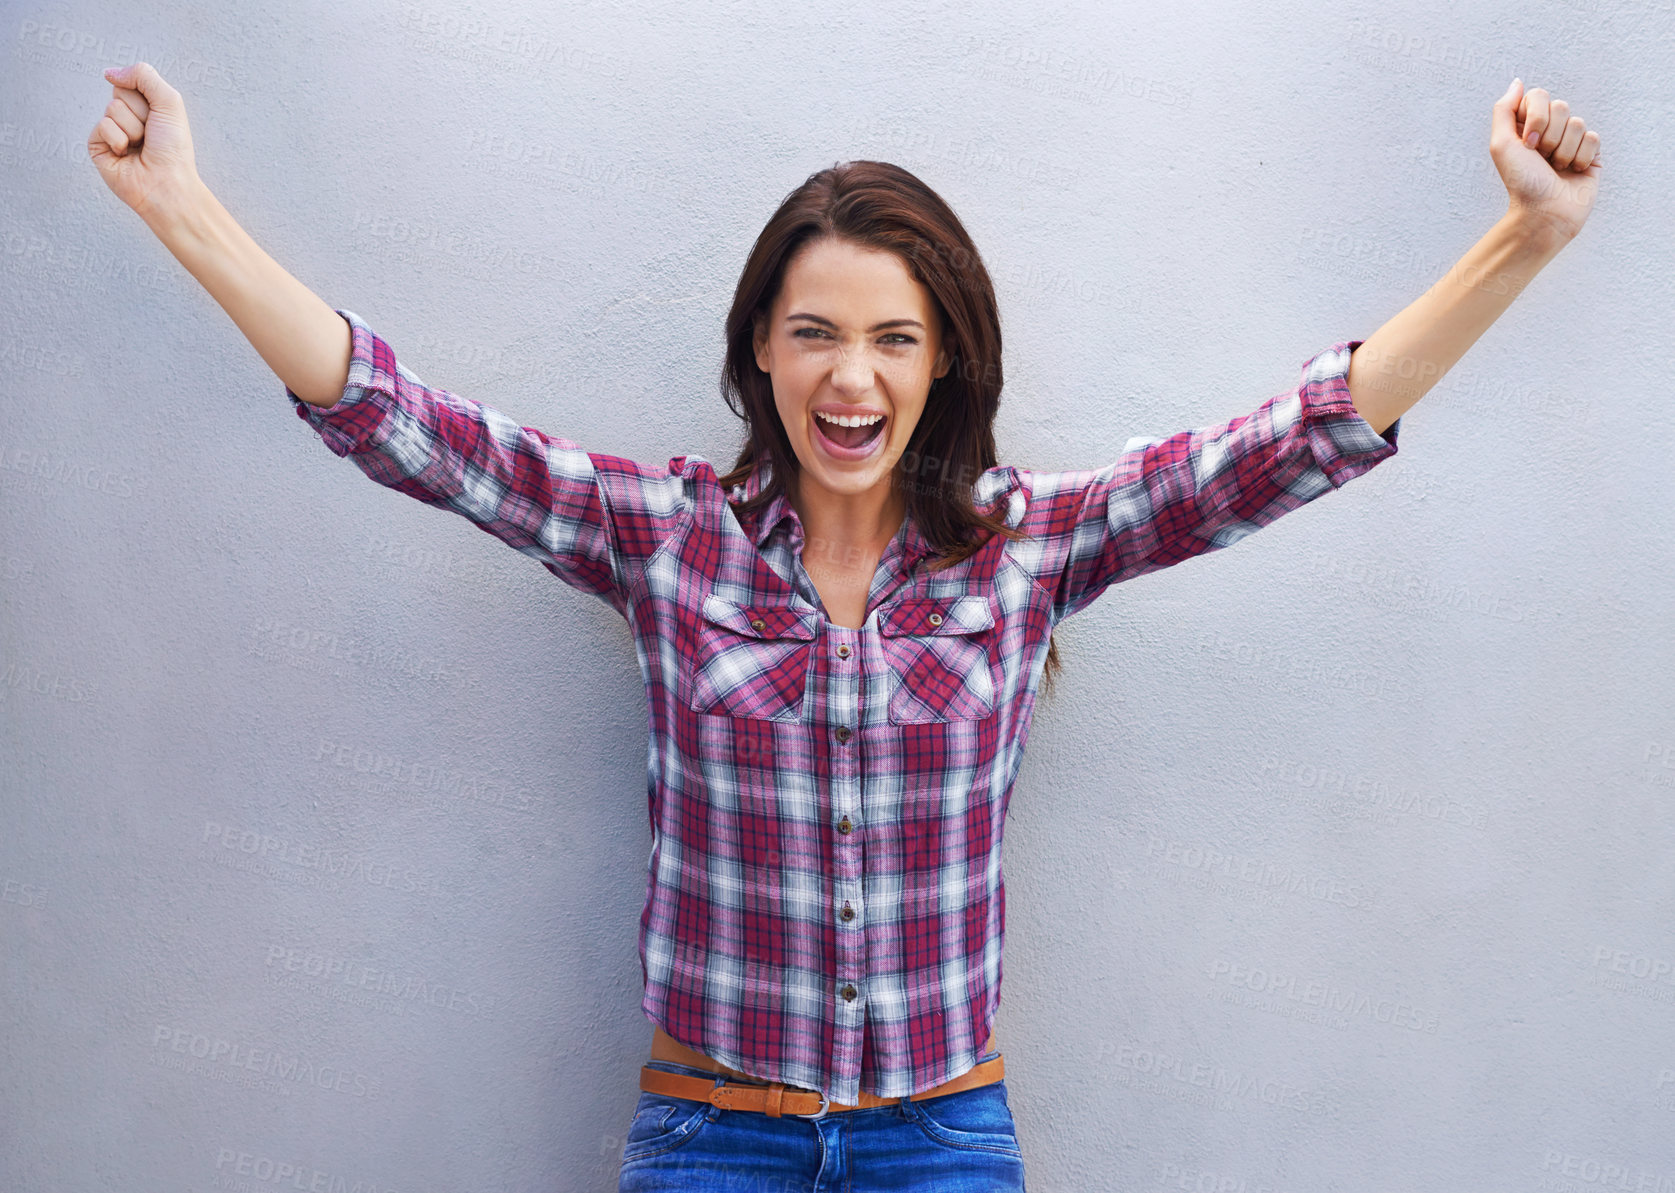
[4,1,1671,1189]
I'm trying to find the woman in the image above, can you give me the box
[91,63,1600,1191]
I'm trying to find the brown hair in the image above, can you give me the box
[715,159,1061,695]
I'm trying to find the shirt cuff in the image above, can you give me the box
[286,308,395,458]
[1297,338,1401,489]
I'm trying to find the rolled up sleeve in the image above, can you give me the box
[287,310,397,456]
[286,309,690,615]
[1018,338,1402,625]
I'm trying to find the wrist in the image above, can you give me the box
[139,175,219,248]
[1498,206,1573,257]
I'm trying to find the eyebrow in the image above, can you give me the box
[785,313,925,332]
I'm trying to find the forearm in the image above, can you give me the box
[144,180,352,408]
[1345,212,1570,436]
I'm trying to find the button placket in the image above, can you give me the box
[826,620,866,1074]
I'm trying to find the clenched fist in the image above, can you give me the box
[1491,78,1603,243]
[88,61,202,223]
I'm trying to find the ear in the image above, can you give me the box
[933,345,954,382]
[752,315,771,374]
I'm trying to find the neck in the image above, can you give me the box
[788,471,905,554]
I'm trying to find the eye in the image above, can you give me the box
[792,328,917,345]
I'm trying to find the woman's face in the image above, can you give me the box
[753,236,951,514]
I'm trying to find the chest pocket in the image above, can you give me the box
[685,593,819,723]
[878,594,996,723]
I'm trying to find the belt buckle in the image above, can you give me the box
[794,1090,830,1120]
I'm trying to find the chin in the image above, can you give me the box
[808,462,884,493]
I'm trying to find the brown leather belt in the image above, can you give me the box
[640,1054,1005,1120]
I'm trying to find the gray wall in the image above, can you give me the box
[4,1,1671,1189]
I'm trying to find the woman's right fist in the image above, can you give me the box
[88,62,201,222]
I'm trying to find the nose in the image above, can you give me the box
[830,346,875,395]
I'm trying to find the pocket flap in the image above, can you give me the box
[878,594,994,638]
[701,593,819,641]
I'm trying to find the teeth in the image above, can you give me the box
[815,411,885,428]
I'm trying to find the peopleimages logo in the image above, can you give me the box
[1207,959,1441,1033]
[200,820,453,900]
[1144,836,1376,911]
[151,1026,379,1099]
[213,1147,398,1192]
[312,738,537,814]
[264,944,497,1018]
[1107,1042,1336,1118]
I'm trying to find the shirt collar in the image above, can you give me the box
[730,456,1019,570]
[732,456,798,549]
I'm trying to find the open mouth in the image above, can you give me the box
[811,410,887,458]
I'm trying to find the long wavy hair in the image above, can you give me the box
[715,159,1062,696]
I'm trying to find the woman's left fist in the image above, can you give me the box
[1491,78,1602,242]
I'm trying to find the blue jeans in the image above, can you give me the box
[617,1056,1027,1191]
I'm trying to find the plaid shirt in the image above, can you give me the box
[289,308,1401,1104]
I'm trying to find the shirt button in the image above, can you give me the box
[840,902,855,922]
[928,612,944,627]
[834,725,852,744]
[750,618,766,632]
[837,816,852,834]
[841,984,857,1002]
[836,643,851,659]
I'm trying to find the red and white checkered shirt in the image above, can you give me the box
[289,308,1400,1104]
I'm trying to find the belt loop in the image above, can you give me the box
[765,1081,786,1118]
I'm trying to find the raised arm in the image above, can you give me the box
[90,62,352,408]
[1344,79,1602,434]
[1018,345,1399,625]
[89,62,690,615]
[1016,79,1602,626]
